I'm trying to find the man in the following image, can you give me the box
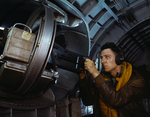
[79,42,148,117]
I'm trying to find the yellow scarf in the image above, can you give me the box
[99,61,132,117]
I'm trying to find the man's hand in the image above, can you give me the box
[84,59,100,78]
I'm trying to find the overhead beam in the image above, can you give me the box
[98,0,119,22]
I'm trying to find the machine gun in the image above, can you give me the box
[47,43,90,74]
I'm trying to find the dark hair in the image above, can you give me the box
[101,42,124,65]
[101,42,120,55]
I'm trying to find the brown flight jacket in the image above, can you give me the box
[79,70,148,117]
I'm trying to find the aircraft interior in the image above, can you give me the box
[0,0,150,117]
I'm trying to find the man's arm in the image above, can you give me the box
[79,73,96,106]
[94,71,145,108]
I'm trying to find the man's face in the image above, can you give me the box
[100,48,118,72]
